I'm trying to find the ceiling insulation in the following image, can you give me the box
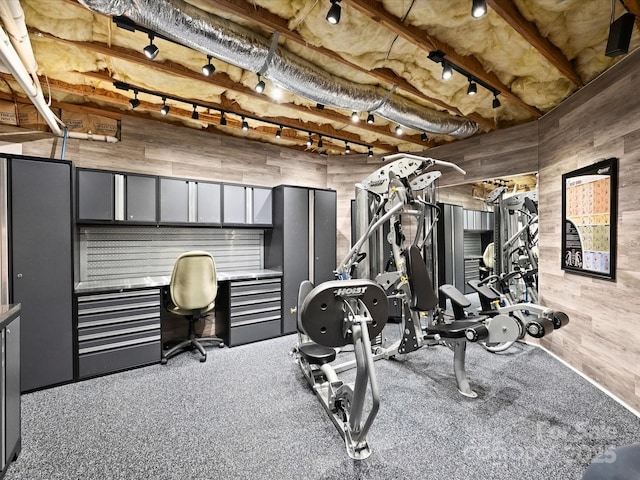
[0,0,636,155]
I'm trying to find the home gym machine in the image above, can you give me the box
[339,154,568,396]
[295,278,388,460]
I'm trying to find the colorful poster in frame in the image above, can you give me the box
[561,157,618,280]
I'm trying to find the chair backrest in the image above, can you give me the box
[170,251,218,311]
[483,242,494,269]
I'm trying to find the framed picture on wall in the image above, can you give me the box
[561,157,618,280]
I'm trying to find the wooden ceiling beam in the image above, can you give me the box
[31,72,399,151]
[30,27,430,147]
[343,0,542,117]
[487,0,583,87]
[207,0,494,130]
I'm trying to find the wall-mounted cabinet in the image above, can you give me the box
[77,169,157,223]
[222,184,272,226]
[78,168,268,227]
[159,178,221,224]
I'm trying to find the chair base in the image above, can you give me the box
[161,336,224,364]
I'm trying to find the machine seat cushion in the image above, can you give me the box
[466,279,500,302]
[438,284,471,308]
[299,342,336,365]
[426,320,485,339]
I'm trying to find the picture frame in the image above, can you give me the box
[561,157,618,280]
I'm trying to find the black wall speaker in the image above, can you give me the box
[605,12,636,57]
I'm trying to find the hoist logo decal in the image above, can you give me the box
[334,286,367,297]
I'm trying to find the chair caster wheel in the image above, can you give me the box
[160,357,168,365]
[218,342,225,348]
[200,356,207,363]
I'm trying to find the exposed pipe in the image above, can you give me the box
[78,0,479,138]
[0,24,62,136]
[67,131,119,143]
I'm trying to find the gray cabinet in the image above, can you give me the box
[77,169,114,221]
[223,184,272,226]
[265,186,336,334]
[223,184,247,224]
[0,305,21,478]
[10,158,73,392]
[159,178,222,224]
[125,174,157,222]
[159,178,189,222]
[197,182,221,223]
[76,288,161,379]
[223,278,282,346]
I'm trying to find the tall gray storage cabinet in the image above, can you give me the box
[9,157,73,392]
[265,186,336,335]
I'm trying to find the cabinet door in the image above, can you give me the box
[11,159,73,391]
[77,169,113,221]
[281,187,309,334]
[252,187,272,225]
[223,185,246,224]
[160,178,189,223]
[5,316,20,462]
[313,189,336,284]
[197,182,221,224]
[126,175,157,222]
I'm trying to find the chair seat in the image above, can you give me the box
[426,320,485,339]
[167,301,215,317]
[299,342,336,365]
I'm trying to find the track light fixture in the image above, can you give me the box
[395,124,403,135]
[368,147,373,158]
[345,142,351,154]
[472,0,487,18]
[307,133,313,146]
[467,80,477,95]
[202,55,215,76]
[275,126,282,138]
[219,112,227,126]
[129,89,140,109]
[143,33,159,60]
[160,97,170,115]
[492,93,501,109]
[318,136,323,148]
[442,61,453,80]
[351,111,359,122]
[367,112,374,124]
[421,132,428,142]
[326,0,342,25]
[316,103,325,110]
[191,104,199,120]
[241,116,249,131]
[255,74,266,93]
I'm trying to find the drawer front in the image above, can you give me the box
[230,291,281,307]
[230,300,281,319]
[76,288,161,375]
[228,319,281,347]
[79,342,160,379]
[230,279,281,297]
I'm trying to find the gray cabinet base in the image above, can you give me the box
[79,342,160,379]
[228,319,281,347]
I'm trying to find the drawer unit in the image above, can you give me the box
[226,278,282,346]
[76,288,161,378]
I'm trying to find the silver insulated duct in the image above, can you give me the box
[79,0,479,138]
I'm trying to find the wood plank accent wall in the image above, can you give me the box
[20,116,328,189]
[537,48,640,412]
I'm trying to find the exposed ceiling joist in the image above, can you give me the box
[488,0,583,87]
[343,0,542,117]
[30,28,428,149]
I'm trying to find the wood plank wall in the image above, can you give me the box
[537,48,640,412]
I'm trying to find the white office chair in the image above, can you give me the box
[161,251,224,364]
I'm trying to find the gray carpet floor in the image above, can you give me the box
[5,330,640,480]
